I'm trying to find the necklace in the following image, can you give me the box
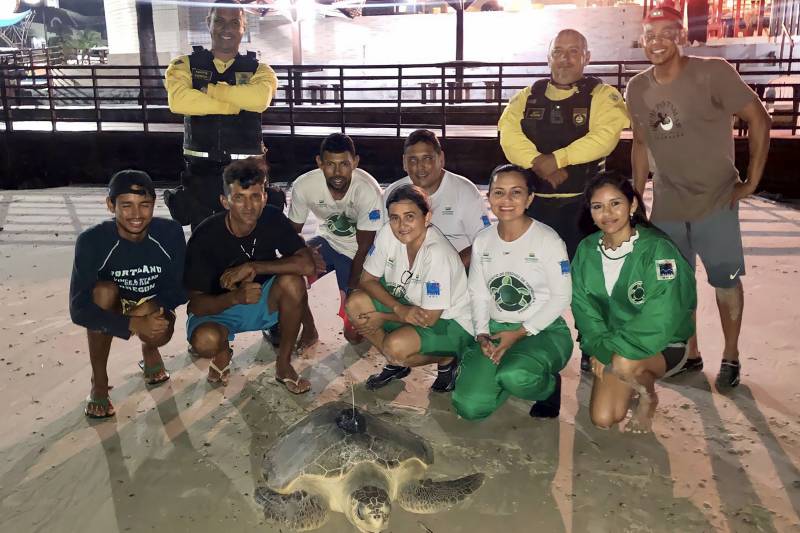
[598,230,638,260]
[226,213,257,260]
[240,238,257,260]
[599,243,629,261]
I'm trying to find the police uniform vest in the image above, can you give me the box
[520,76,604,195]
[183,46,264,163]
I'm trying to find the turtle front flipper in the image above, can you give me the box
[255,486,329,531]
[397,473,485,514]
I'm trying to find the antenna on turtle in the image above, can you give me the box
[336,381,366,434]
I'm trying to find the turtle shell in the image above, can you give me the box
[263,402,433,492]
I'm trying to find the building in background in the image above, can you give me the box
[94,0,796,66]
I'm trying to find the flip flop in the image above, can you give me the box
[142,361,170,386]
[85,394,115,419]
[275,375,311,395]
[208,360,231,386]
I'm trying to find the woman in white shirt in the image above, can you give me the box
[345,185,473,392]
[452,165,573,420]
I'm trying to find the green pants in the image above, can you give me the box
[452,318,573,421]
[370,280,472,357]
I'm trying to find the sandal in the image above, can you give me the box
[208,360,231,385]
[85,394,115,419]
[275,375,311,394]
[142,361,170,386]
[207,349,233,385]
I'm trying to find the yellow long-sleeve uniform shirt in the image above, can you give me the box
[498,82,629,171]
[165,54,278,116]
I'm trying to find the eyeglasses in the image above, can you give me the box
[643,28,680,43]
[549,48,584,60]
[391,270,414,299]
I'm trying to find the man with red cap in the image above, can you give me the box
[625,4,771,391]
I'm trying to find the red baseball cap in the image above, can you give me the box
[644,6,683,25]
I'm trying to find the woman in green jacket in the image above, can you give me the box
[571,171,696,433]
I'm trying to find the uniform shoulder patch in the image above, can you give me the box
[656,259,676,280]
[368,209,380,221]
[560,260,571,275]
[609,92,621,102]
[425,281,441,296]
[171,58,184,66]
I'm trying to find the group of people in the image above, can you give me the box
[69,1,771,434]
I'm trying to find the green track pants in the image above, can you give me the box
[452,318,573,421]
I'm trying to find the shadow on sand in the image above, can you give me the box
[571,374,712,532]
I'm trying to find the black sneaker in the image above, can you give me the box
[669,356,704,377]
[430,360,458,393]
[530,373,561,418]
[365,365,411,390]
[262,324,281,348]
[580,352,592,372]
[716,359,741,390]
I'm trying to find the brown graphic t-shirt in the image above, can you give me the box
[626,57,757,222]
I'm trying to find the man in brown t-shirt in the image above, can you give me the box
[626,6,770,391]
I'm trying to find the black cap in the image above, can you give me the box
[108,170,156,201]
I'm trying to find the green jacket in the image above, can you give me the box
[571,225,696,364]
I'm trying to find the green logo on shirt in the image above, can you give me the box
[489,273,533,312]
[628,281,646,305]
[324,213,356,237]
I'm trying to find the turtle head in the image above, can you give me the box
[346,485,391,532]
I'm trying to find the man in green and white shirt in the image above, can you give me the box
[288,133,384,346]
[381,129,490,267]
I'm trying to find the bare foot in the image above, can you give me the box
[295,327,319,357]
[625,392,658,434]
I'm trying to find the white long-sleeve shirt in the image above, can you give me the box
[468,221,572,336]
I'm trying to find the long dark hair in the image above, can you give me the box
[581,171,649,232]
[385,184,431,215]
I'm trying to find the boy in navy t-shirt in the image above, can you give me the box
[69,170,187,418]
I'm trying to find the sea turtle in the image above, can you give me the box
[489,273,532,312]
[255,402,485,532]
[325,213,356,237]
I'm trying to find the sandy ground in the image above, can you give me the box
[0,186,799,533]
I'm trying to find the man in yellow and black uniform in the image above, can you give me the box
[498,29,629,259]
[164,0,279,229]
[499,29,629,372]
